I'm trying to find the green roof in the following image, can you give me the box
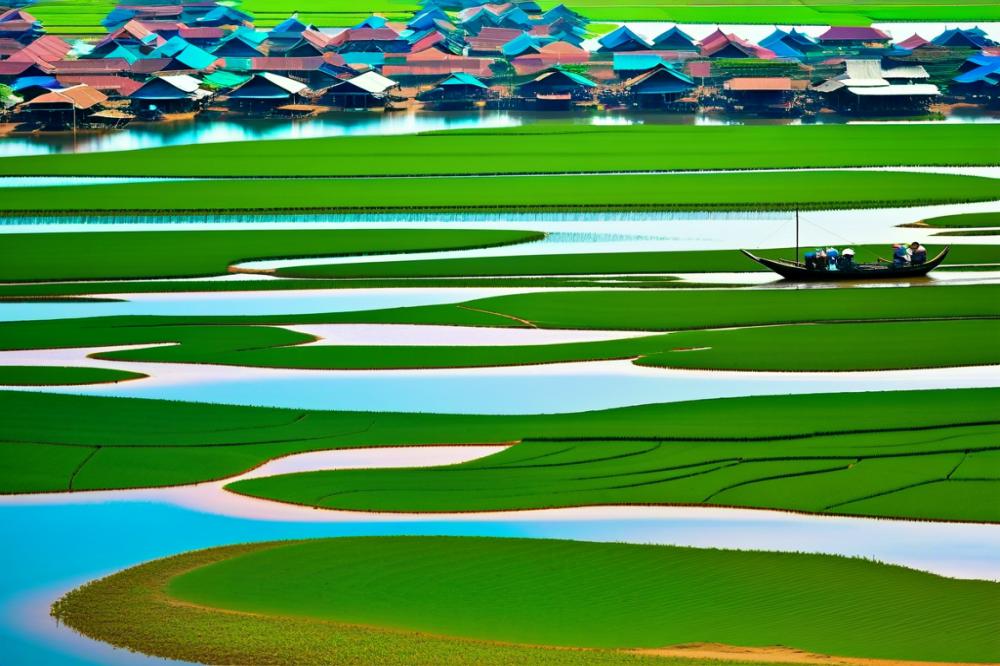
[439,72,488,89]
[203,70,250,89]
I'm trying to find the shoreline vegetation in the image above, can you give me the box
[3,388,999,523]
[50,537,1000,665]
[1,172,998,215]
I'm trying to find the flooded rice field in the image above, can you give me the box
[4,444,1000,665]
[1,197,998,664]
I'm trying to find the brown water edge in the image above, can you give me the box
[633,644,1000,666]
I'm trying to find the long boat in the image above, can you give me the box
[740,247,950,281]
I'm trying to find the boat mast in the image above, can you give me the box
[795,209,800,264]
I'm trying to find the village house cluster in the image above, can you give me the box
[1,0,998,128]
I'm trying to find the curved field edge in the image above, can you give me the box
[0,365,146,386]
[52,537,1000,664]
[0,228,544,283]
[911,212,1000,229]
[2,125,997,178]
[225,421,1000,523]
[49,540,690,666]
[3,387,998,502]
[1,172,998,215]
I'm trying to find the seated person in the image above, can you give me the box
[804,251,817,270]
[838,248,856,271]
[910,242,928,265]
[826,247,839,270]
[893,243,909,267]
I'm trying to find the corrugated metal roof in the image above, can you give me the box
[819,27,890,42]
[56,75,143,95]
[27,83,107,108]
[725,77,793,91]
[249,56,324,71]
[848,83,940,96]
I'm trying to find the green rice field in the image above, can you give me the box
[3,171,998,214]
[3,125,996,178]
[52,537,1000,665]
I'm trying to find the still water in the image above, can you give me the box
[1,105,997,158]
[3,446,999,666]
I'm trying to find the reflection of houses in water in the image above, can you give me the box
[813,60,939,114]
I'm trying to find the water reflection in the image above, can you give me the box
[2,105,997,158]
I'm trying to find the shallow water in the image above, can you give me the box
[1,98,997,158]
[0,287,539,322]
[3,445,999,665]
[9,352,998,414]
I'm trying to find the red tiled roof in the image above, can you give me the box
[409,31,444,53]
[322,51,349,68]
[8,35,72,63]
[896,34,929,50]
[56,74,143,95]
[249,56,324,71]
[0,20,36,33]
[819,27,890,42]
[343,27,400,42]
[300,28,331,49]
[0,38,21,57]
[725,76,793,91]
[686,61,711,78]
[178,26,225,39]
[129,58,172,73]
[27,84,107,109]
[0,59,46,75]
[386,54,494,77]
[50,58,132,74]
[467,26,521,51]
[0,9,38,23]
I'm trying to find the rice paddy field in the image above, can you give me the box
[2,82,1000,666]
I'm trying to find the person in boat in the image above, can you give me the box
[910,242,928,265]
[804,250,817,270]
[838,248,856,271]
[815,249,828,270]
[893,244,909,267]
[826,247,839,271]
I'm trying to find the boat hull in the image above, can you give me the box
[740,248,949,281]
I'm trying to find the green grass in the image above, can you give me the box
[3,285,998,374]
[132,537,1000,662]
[274,244,998,278]
[2,172,999,215]
[18,319,991,374]
[918,212,1000,228]
[2,125,997,177]
[0,366,145,386]
[49,540,786,666]
[4,388,999,517]
[0,228,542,282]
[228,423,1000,522]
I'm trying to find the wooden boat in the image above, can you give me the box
[740,247,950,281]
